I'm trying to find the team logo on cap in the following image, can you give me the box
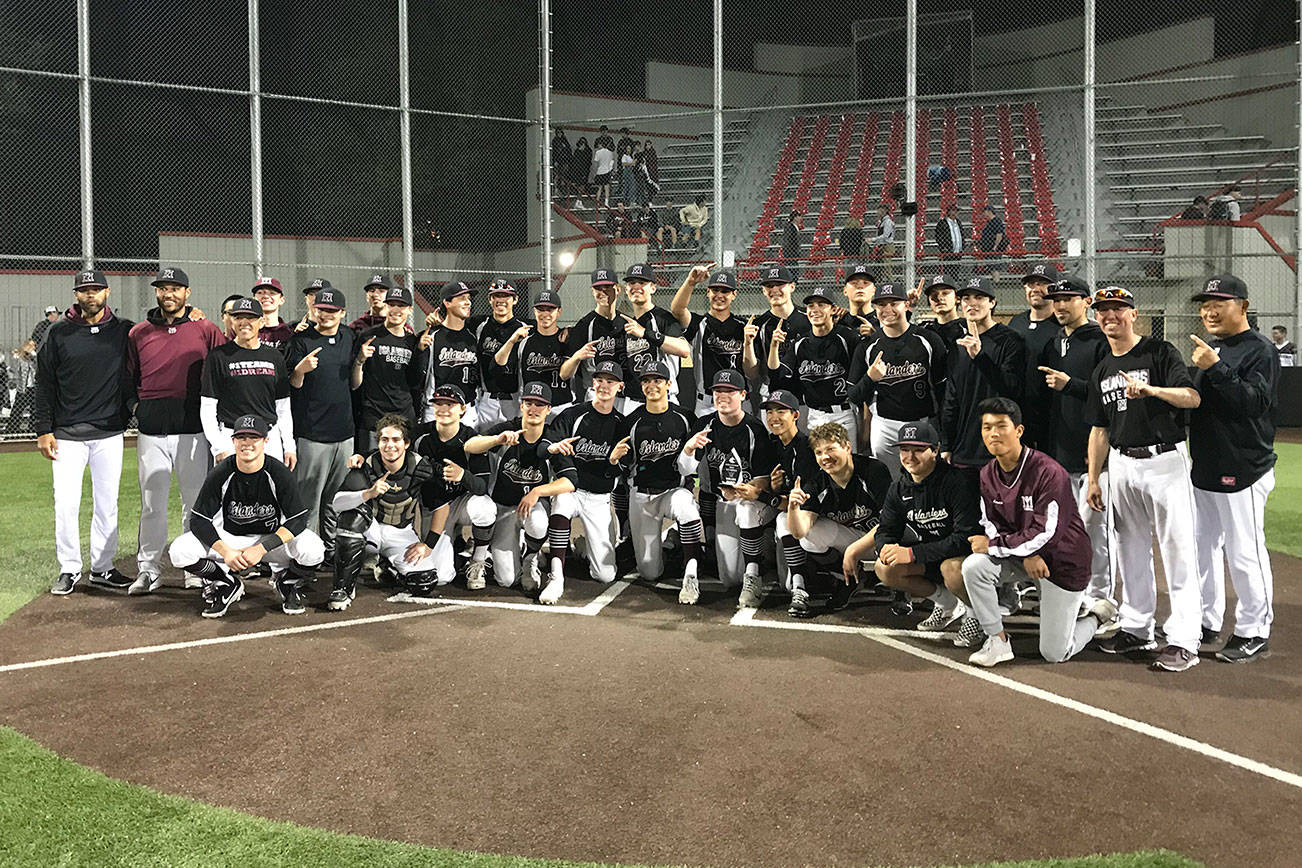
[81,271,95,282]
[236,415,256,429]
[768,268,781,279]
[902,426,918,440]
[371,274,383,284]
[630,265,647,276]
[311,279,324,288]
[967,278,982,289]
[1032,266,1046,275]
[1205,279,1220,293]
[160,268,176,280]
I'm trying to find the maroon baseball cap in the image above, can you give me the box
[252,276,284,294]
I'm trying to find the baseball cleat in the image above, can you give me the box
[1097,630,1157,655]
[952,616,985,648]
[201,579,244,618]
[889,589,914,617]
[275,578,306,615]
[521,553,541,592]
[326,584,355,611]
[737,574,762,609]
[787,587,811,618]
[88,568,133,591]
[678,562,700,605]
[917,601,965,632]
[969,633,1014,667]
[539,575,564,605]
[465,559,488,590]
[827,578,859,612]
[127,573,163,595]
[1215,635,1269,663]
[50,573,81,596]
[1150,645,1200,672]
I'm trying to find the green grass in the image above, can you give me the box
[0,447,1225,868]
[1263,442,1302,558]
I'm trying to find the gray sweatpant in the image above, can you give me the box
[294,437,353,550]
[961,553,1095,663]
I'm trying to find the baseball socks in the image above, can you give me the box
[677,518,704,605]
[782,534,810,617]
[737,526,766,608]
[522,532,545,592]
[540,515,571,604]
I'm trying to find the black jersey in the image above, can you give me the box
[189,455,306,547]
[356,326,425,432]
[1189,328,1279,492]
[874,459,980,564]
[689,412,780,496]
[939,323,1026,467]
[624,403,695,491]
[543,401,631,494]
[473,314,530,396]
[805,454,893,532]
[622,307,683,401]
[684,312,746,400]
[769,431,821,500]
[570,310,627,392]
[1087,336,1196,449]
[336,450,434,528]
[412,422,491,508]
[750,309,812,395]
[516,328,575,400]
[788,326,859,410]
[285,326,359,443]
[1037,322,1109,474]
[849,325,947,422]
[200,341,290,429]
[426,324,481,397]
[483,419,578,507]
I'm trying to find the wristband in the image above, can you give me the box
[645,329,663,348]
[423,530,442,549]
[768,494,784,509]
[258,533,285,552]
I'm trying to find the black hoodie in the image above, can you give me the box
[939,322,1026,467]
[34,305,134,438]
[874,458,981,564]
[1037,321,1110,473]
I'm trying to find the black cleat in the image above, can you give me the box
[889,589,914,617]
[1097,630,1158,655]
[201,578,244,618]
[88,568,133,591]
[326,584,355,612]
[275,577,306,615]
[1215,635,1269,663]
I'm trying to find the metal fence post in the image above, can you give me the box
[248,0,263,276]
[904,0,917,288]
[540,0,553,292]
[76,0,93,268]
[1084,0,1097,289]
[713,0,723,265]
[398,0,415,292]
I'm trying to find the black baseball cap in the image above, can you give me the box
[442,281,474,301]
[711,369,746,391]
[302,278,332,295]
[1022,264,1061,285]
[802,287,835,305]
[640,361,671,381]
[313,287,344,311]
[590,267,617,287]
[521,382,553,405]
[228,297,262,317]
[624,262,655,282]
[233,414,270,437]
[1045,275,1090,299]
[533,290,562,309]
[760,389,799,411]
[959,277,996,299]
[73,269,107,290]
[872,283,909,302]
[845,263,876,282]
[151,267,189,287]
[1192,273,1248,302]
[760,265,796,286]
[895,420,940,448]
[384,286,413,307]
[1092,285,1136,309]
[925,274,958,295]
[488,279,517,296]
[430,383,467,405]
[707,269,738,291]
[364,273,392,290]
[593,360,623,381]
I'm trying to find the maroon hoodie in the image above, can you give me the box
[127,306,227,435]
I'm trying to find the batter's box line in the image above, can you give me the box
[734,615,1302,791]
[387,580,631,617]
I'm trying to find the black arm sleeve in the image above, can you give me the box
[189,462,230,549]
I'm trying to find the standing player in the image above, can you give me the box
[669,264,747,416]
[618,262,691,403]
[623,363,705,603]
[920,275,966,348]
[169,414,324,617]
[1187,274,1279,662]
[472,279,530,428]
[681,370,778,607]
[939,277,1026,485]
[741,265,811,401]
[760,390,821,616]
[352,285,425,453]
[200,297,296,466]
[329,412,438,604]
[785,286,860,443]
[422,281,482,425]
[962,397,1118,666]
[849,282,947,479]
[1085,285,1203,672]
[542,361,632,600]
[563,268,627,405]
[1035,274,1112,619]
[253,276,294,352]
[349,273,393,332]
[126,267,227,594]
[839,263,880,337]
[1008,264,1061,448]
[497,290,576,412]
[36,268,134,595]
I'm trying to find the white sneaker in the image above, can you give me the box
[539,574,564,605]
[183,572,203,590]
[1087,597,1120,638]
[737,573,762,609]
[678,562,700,605]
[917,600,966,632]
[128,572,163,595]
[465,559,487,591]
[969,634,1014,667]
[521,553,541,592]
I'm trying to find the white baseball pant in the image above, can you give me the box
[551,489,618,582]
[52,433,124,575]
[136,432,210,576]
[962,553,1095,663]
[629,487,699,579]
[870,414,930,482]
[798,517,866,557]
[475,394,518,431]
[1107,445,1201,652]
[489,500,549,587]
[168,527,325,576]
[1068,470,1111,604]
[1194,469,1275,638]
[430,493,496,585]
[362,521,437,575]
[807,406,859,448]
[714,498,777,588]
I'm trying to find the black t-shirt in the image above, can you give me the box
[689,412,779,495]
[850,325,947,422]
[286,326,359,443]
[1087,336,1196,448]
[684,312,746,399]
[483,419,578,508]
[622,307,683,400]
[189,456,306,547]
[806,455,894,532]
[788,325,859,410]
[200,342,291,428]
[473,314,531,396]
[356,326,425,430]
[427,324,481,396]
[516,328,575,400]
[337,450,434,528]
[751,309,812,395]
[1007,310,1059,446]
[412,422,491,508]
[543,402,632,494]
[624,403,695,491]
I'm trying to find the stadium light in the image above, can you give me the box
[558,250,575,268]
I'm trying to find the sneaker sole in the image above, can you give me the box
[1215,649,1271,663]
[326,599,352,611]
[1098,640,1157,655]
[88,579,133,591]
[282,603,307,615]
[50,582,79,596]
[1150,657,1201,672]
[969,652,1015,667]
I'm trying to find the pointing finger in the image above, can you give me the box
[747,315,755,326]
[307,347,322,357]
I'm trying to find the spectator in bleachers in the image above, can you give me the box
[680,196,710,251]
[1180,195,1210,220]
[781,209,803,263]
[643,140,659,188]
[569,137,592,205]
[975,204,1008,279]
[839,216,863,259]
[590,141,616,207]
[605,202,636,239]
[1271,325,1296,367]
[1209,185,1243,221]
[867,203,897,280]
[933,203,964,265]
[6,339,37,434]
[593,125,615,153]
[651,201,678,249]
[31,306,60,349]
[617,127,636,160]
[550,128,572,192]
[636,147,659,204]
[641,203,664,250]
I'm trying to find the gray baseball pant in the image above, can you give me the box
[136,432,210,576]
[962,553,1094,663]
[294,437,352,550]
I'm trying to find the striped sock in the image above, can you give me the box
[740,526,764,568]
[547,514,572,565]
[781,534,806,590]
[678,519,704,565]
[611,487,630,538]
[184,558,221,581]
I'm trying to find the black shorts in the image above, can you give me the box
[921,560,945,585]
[594,172,612,185]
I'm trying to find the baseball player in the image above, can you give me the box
[329,413,438,605]
[1008,264,1062,448]
[1085,285,1203,672]
[348,273,393,332]
[872,421,978,632]
[939,277,1026,486]
[412,384,495,590]
[785,286,860,443]
[920,275,967,349]
[564,268,628,406]
[125,267,227,594]
[1187,274,1279,663]
[252,276,294,352]
[962,397,1118,666]
[681,370,778,607]
[759,389,821,616]
[464,382,578,595]
[849,282,948,479]
[169,414,324,617]
[541,361,632,599]
[422,281,482,425]
[36,268,135,595]
[839,263,880,338]
[219,293,243,340]
[623,362,705,603]
[472,279,531,429]
[497,290,576,413]
[1035,274,1112,622]
[669,265,747,416]
[352,285,426,453]
[784,422,893,613]
[200,296,296,466]
[618,262,691,403]
[741,265,811,401]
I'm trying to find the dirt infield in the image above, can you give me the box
[2,558,1300,868]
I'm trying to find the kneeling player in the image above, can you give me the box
[329,413,438,607]
[169,414,324,618]
[785,422,893,612]
[960,398,1118,666]
[872,421,978,630]
[760,390,820,617]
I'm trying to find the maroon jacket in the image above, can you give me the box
[127,307,227,435]
[976,446,1090,592]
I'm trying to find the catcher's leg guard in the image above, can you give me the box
[333,508,371,593]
